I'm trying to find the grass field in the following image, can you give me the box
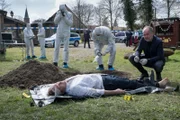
[0,43,180,120]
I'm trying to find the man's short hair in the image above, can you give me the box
[47,84,62,96]
[143,26,154,34]
[48,87,55,96]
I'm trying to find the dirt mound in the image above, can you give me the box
[0,60,130,89]
[0,60,70,89]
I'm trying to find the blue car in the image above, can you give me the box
[45,32,81,48]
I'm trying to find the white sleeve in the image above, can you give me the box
[23,29,28,38]
[37,28,45,37]
[23,29,34,39]
[69,86,104,98]
[30,29,35,36]
[94,40,100,55]
[63,12,73,26]
[92,32,100,54]
[54,11,62,24]
[104,34,115,54]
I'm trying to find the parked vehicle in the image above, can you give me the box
[1,32,17,44]
[1,32,25,48]
[114,31,127,43]
[45,32,81,48]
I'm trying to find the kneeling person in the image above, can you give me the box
[129,26,165,81]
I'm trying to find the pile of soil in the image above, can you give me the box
[0,60,130,89]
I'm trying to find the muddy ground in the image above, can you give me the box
[0,60,130,89]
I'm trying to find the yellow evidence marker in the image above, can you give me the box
[123,95,134,101]
[22,92,31,98]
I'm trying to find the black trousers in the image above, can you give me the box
[129,55,165,80]
[84,39,90,48]
[101,75,158,90]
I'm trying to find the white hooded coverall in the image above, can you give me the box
[92,26,116,66]
[53,4,73,64]
[37,23,46,57]
[23,23,35,57]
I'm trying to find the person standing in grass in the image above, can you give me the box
[84,29,91,48]
[53,4,73,68]
[37,23,46,59]
[23,23,37,59]
[92,26,116,71]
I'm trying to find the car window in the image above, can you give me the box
[70,33,78,37]
[120,33,125,36]
[116,32,125,36]
[2,33,12,40]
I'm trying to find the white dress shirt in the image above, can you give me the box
[65,74,104,98]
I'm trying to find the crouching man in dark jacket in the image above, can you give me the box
[129,26,165,81]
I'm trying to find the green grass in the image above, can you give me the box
[0,44,180,120]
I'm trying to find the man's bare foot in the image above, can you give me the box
[158,77,169,88]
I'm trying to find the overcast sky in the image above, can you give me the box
[6,0,126,27]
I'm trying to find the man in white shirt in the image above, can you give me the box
[48,74,169,98]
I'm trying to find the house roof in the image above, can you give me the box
[151,17,180,21]
[4,16,26,25]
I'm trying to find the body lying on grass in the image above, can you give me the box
[48,74,169,98]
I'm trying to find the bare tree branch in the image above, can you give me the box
[0,0,10,10]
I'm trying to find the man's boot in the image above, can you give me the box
[63,62,69,68]
[108,65,115,71]
[32,55,37,59]
[53,62,58,66]
[150,70,155,82]
[139,71,149,80]
[96,64,104,70]
[156,72,162,81]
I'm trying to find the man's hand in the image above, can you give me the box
[97,52,102,56]
[104,89,126,96]
[101,52,107,56]
[139,58,148,65]
[134,56,139,63]
[29,35,35,40]
[114,89,126,94]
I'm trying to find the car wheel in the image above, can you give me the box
[74,41,79,47]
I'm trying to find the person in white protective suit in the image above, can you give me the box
[92,26,116,71]
[37,23,46,59]
[53,4,73,68]
[23,23,37,59]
